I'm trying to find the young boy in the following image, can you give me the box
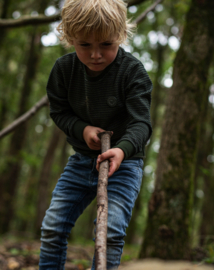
[39,0,152,269]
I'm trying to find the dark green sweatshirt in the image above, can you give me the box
[46,47,152,159]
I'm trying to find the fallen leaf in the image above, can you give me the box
[7,258,20,269]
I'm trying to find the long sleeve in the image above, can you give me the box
[46,60,88,140]
[114,62,152,159]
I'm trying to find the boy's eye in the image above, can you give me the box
[80,43,90,47]
[102,43,112,46]
[79,42,113,47]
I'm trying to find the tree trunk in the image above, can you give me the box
[189,86,211,246]
[199,103,214,246]
[199,165,214,246]
[0,0,10,48]
[139,0,214,259]
[35,126,63,236]
[0,0,11,130]
[0,31,41,234]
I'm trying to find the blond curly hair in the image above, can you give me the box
[57,0,135,46]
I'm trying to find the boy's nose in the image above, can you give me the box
[91,50,102,59]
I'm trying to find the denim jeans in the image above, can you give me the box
[39,152,143,270]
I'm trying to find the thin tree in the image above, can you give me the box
[0,0,52,234]
[35,126,64,236]
[199,100,214,246]
[0,31,42,233]
[0,0,11,131]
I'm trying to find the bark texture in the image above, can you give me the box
[0,0,10,47]
[0,0,11,131]
[139,0,214,259]
[199,104,214,246]
[95,131,112,270]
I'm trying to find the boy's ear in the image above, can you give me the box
[70,39,74,45]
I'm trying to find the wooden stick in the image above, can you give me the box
[95,131,112,270]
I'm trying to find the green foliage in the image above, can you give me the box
[204,243,214,264]
[199,166,211,176]
[9,248,20,256]
[174,0,191,16]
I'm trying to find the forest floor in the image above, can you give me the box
[0,238,214,270]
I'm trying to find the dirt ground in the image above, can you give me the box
[118,259,214,270]
[0,239,214,270]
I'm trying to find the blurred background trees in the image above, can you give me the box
[0,0,214,262]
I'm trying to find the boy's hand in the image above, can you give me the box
[96,148,125,177]
[83,126,105,150]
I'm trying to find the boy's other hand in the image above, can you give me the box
[96,148,125,177]
[83,126,105,150]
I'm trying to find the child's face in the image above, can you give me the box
[71,32,120,77]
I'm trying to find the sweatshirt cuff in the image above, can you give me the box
[113,140,135,160]
[72,120,89,142]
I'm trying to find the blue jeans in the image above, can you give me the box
[39,152,143,270]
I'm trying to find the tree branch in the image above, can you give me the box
[0,0,150,28]
[133,0,163,25]
[0,95,49,139]
[0,13,61,28]
[127,0,147,7]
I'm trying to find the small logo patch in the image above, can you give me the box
[107,96,117,107]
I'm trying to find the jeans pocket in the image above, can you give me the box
[118,159,143,193]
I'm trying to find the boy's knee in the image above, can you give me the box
[41,229,68,247]
[107,234,125,251]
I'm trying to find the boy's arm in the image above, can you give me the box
[47,60,106,150]
[47,60,89,140]
[113,62,152,159]
[97,63,152,175]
